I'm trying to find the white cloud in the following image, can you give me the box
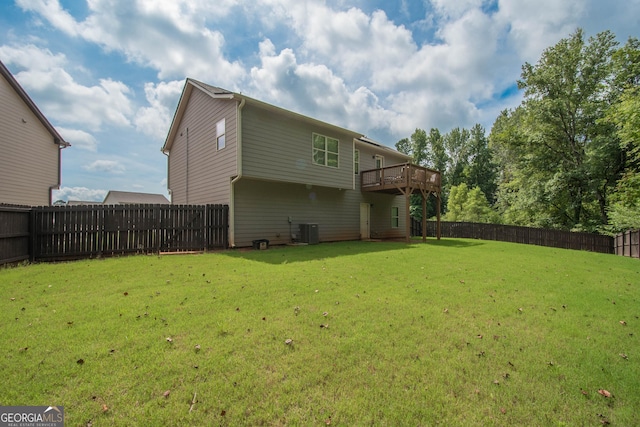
[261,3,416,85]
[83,160,126,174]
[135,80,185,141]
[17,0,246,84]
[0,44,134,130]
[0,40,67,69]
[250,39,397,134]
[496,0,585,62]
[430,0,484,19]
[16,0,80,35]
[53,187,107,202]
[10,0,639,149]
[246,1,508,137]
[56,127,98,151]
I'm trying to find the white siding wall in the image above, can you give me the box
[167,90,237,205]
[0,74,60,206]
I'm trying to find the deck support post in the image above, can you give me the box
[436,193,441,240]
[421,193,427,242]
[405,190,411,243]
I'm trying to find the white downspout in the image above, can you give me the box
[229,98,245,247]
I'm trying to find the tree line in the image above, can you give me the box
[396,29,639,234]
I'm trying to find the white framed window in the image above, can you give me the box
[354,149,360,175]
[313,133,339,168]
[391,206,399,228]
[216,119,226,150]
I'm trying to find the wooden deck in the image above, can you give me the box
[361,163,442,242]
[361,163,441,195]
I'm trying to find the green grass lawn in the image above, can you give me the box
[1,239,638,426]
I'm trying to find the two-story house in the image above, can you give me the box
[162,79,440,248]
[0,60,70,206]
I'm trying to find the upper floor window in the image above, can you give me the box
[354,149,360,174]
[313,133,339,168]
[216,119,226,150]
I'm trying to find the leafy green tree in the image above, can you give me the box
[608,38,640,164]
[603,37,640,231]
[426,128,448,175]
[463,124,497,204]
[422,128,450,218]
[397,128,449,220]
[395,128,428,166]
[444,183,498,223]
[607,173,640,232]
[612,37,640,91]
[605,85,640,232]
[395,137,411,156]
[443,182,469,221]
[492,29,626,231]
[398,125,499,221]
[443,127,470,189]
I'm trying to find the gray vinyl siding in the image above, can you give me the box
[0,74,59,206]
[233,177,405,247]
[356,142,409,174]
[368,193,408,239]
[242,105,356,189]
[167,90,237,205]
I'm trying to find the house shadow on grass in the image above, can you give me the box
[425,238,487,248]
[219,238,484,265]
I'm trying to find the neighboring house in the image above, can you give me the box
[103,190,170,205]
[162,79,440,247]
[0,60,70,206]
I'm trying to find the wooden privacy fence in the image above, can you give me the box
[412,219,616,255]
[0,204,228,265]
[0,205,31,264]
[614,230,640,258]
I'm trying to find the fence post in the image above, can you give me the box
[206,204,211,250]
[29,207,37,262]
[155,205,161,254]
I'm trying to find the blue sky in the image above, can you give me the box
[1,0,639,202]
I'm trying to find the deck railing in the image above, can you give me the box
[361,163,441,193]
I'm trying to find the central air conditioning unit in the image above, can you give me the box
[299,223,319,244]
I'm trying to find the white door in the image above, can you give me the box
[360,203,370,240]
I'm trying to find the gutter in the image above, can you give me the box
[51,136,70,205]
[229,97,246,248]
[162,150,170,202]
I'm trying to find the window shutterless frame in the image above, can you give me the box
[391,206,400,228]
[216,119,226,150]
[354,149,360,174]
[312,133,339,168]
